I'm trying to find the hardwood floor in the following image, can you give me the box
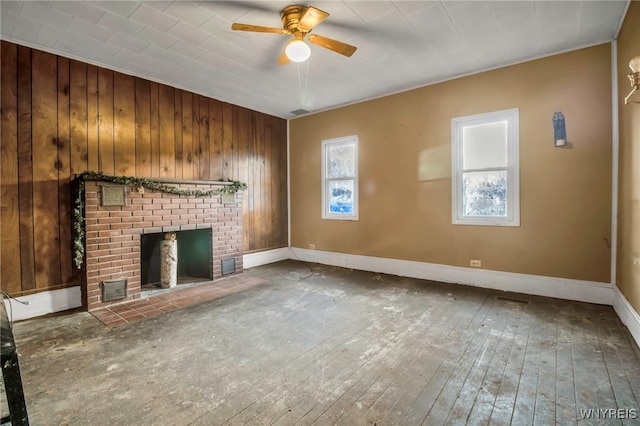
[9,260,640,425]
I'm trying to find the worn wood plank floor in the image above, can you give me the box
[10,260,640,425]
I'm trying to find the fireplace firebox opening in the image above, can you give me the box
[140,228,212,289]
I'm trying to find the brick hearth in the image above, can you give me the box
[82,178,243,311]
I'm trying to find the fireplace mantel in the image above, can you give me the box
[80,175,236,187]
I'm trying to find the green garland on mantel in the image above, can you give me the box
[73,171,247,269]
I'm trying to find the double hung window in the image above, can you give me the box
[451,109,520,226]
[322,135,358,220]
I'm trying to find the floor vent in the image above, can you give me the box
[102,279,128,302]
[496,296,530,304]
[221,258,236,275]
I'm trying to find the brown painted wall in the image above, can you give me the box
[0,41,288,296]
[290,44,612,283]
[616,1,640,313]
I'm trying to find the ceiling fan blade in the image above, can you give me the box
[231,23,288,34]
[277,48,291,66]
[298,6,330,32]
[307,34,357,57]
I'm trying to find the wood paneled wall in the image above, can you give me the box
[0,41,288,296]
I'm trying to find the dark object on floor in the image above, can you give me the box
[1,294,29,425]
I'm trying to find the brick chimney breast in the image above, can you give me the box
[82,178,243,311]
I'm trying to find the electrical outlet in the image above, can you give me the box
[470,259,482,267]
[309,244,316,250]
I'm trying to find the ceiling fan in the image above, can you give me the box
[231,5,357,65]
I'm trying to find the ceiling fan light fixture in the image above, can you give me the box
[286,39,311,63]
[230,5,356,65]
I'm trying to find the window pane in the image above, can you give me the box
[462,121,507,169]
[463,170,507,217]
[328,180,354,213]
[328,144,355,178]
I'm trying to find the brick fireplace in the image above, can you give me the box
[82,178,243,311]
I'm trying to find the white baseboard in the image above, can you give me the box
[3,286,82,322]
[613,286,640,348]
[243,247,291,269]
[290,248,614,306]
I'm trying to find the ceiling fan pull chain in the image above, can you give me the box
[297,62,302,98]
[297,58,310,104]
[303,57,310,101]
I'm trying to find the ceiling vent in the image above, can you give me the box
[290,109,310,116]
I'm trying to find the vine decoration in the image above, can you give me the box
[73,171,247,269]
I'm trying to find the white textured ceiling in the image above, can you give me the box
[0,1,629,118]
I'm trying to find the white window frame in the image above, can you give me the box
[322,135,359,220]
[451,108,520,227]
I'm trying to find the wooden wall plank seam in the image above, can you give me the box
[97,67,114,174]
[113,73,135,176]
[134,78,151,177]
[210,99,223,180]
[238,108,250,251]
[17,45,36,292]
[1,41,22,294]
[264,118,273,249]
[87,65,99,172]
[69,59,88,287]
[150,81,160,177]
[69,60,88,175]
[182,91,193,180]
[174,90,183,179]
[31,49,61,290]
[191,93,200,181]
[57,56,73,285]
[159,84,175,178]
[198,96,210,180]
